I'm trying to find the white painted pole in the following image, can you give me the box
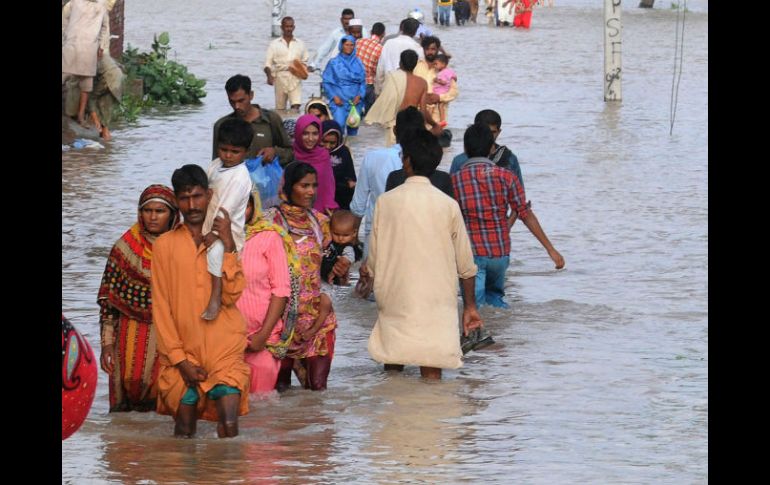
[604,0,622,101]
[271,0,287,38]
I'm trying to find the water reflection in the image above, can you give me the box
[354,375,480,482]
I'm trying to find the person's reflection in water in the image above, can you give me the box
[102,437,210,484]
[364,375,479,481]
[241,396,338,482]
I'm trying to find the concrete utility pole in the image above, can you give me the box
[271,0,287,37]
[604,0,622,101]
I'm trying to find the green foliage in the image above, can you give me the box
[121,32,206,107]
[115,94,144,123]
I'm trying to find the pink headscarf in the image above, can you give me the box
[292,114,338,212]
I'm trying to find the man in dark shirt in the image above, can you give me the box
[385,166,453,197]
[454,0,472,25]
[212,74,293,166]
[450,109,524,190]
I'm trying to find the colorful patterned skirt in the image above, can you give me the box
[109,316,159,412]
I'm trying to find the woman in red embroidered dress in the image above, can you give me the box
[96,185,179,411]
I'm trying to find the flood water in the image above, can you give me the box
[62,0,708,483]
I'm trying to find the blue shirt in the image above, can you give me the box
[416,24,433,38]
[349,143,402,256]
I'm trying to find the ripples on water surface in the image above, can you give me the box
[62,0,707,482]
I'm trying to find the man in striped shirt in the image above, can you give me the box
[451,123,565,308]
[356,22,385,114]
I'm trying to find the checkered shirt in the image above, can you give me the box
[451,157,530,258]
[356,36,383,85]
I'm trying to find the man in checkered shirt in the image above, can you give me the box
[355,22,386,114]
[451,123,565,308]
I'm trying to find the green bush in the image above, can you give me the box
[115,93,144,123]
[121,32,206,106]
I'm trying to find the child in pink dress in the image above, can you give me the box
[432,54,457,128]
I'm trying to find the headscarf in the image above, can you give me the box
[244,187,301,359]
[244,187,262,228]
[97,185,179,323]
[304,98,331,119]
[321,119,344,155]
[322,35,366,102]
[292,115,338,212]
[334,35,366,78]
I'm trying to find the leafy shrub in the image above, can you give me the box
[121,32,206,106]
[115,93,144,123]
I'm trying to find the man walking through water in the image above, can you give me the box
[212,74,294,165]
[366,128,483,380]
[151,164,251,438]
[264,16,309,113]
[366,50,437,146]
[310,8,369,72]
[452,123,564,309]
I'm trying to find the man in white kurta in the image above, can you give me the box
[374,19,424,94]
[62,0,110,124]
[366,128,481,378]
[264,16,309,112]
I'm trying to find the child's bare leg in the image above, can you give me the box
[314,293,332,330]
[202,275,222,320]
[439,103,447,126]
[90,111,102,132]
[77,91,90,126]
[90,111,112,141]
[100,125,112,141]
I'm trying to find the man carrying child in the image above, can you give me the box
[151,164,251,438]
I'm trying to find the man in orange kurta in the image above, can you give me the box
[151,164,251,438]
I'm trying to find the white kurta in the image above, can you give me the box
[62,0,110,77]
[364,70,406,146]
[264,36,309,94]
[203,159,252,252]
[375,35,424,93]
[367,176,477,369]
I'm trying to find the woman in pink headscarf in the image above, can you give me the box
[292,114,338,214]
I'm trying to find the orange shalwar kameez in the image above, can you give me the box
[151,224,251,421]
